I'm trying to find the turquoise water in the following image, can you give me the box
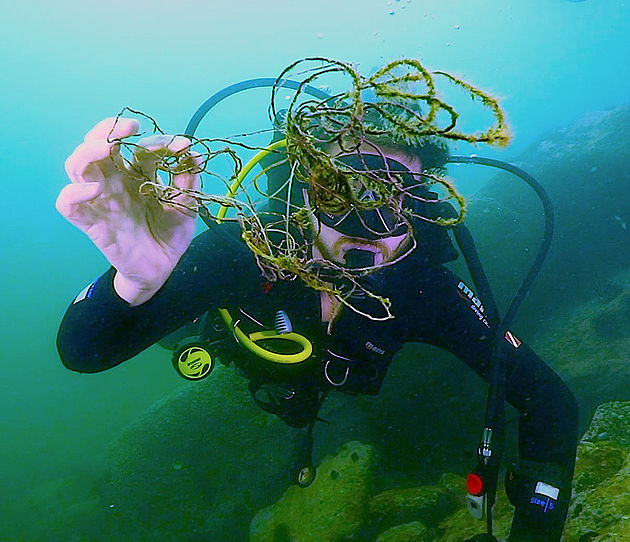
[1,1,629,540]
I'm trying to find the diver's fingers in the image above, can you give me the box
[135,134,192,154]
[56,182,103,224]
[172,151,202,192]
[84,117,140,142]
[132,135,194,177]
[65,140,123,184]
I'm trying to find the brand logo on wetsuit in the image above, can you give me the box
[457,281,491,329]
[365,341,385,355]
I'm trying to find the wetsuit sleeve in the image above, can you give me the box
[57,224,261,373]
[397,265,578,542]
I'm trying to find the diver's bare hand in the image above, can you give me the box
[57,117,201,306]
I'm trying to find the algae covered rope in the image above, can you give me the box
[103,57,511,321]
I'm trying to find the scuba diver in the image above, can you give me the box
[56,71,578,541]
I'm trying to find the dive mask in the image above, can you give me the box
[307,154,420,269]
[314,153,419,240]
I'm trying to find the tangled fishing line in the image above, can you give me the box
[106,57,511,323]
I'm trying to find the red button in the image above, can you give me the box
[466,473,484,496]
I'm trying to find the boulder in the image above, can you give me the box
[368,472,462,533]
[532,278,630,429]
[101,364,301,541]
[564,401,630,541]
[249,441,376,542]
[375,521,431,542]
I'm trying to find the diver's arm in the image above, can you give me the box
[57,225,259,372]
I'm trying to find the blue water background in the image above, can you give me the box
[0,0,628,533]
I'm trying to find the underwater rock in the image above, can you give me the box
[565,450,630,541]
[571,441,626,495]
[368,472,462,533]
[532,278,630,430]
[101,364,301,541]
[580,401,630,448]
[249,441,376,542]
[375,521,431,542]
[590,287,630,339]
[563,401,630,541]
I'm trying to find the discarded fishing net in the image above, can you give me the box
[107,57,511,323]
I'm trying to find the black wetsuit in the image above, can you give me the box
[57,222,578,542]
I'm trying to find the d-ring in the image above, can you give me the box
[324,359,350,387]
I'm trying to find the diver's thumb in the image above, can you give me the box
[56,182,103,225]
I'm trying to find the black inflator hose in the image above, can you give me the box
[447,155,554,536]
